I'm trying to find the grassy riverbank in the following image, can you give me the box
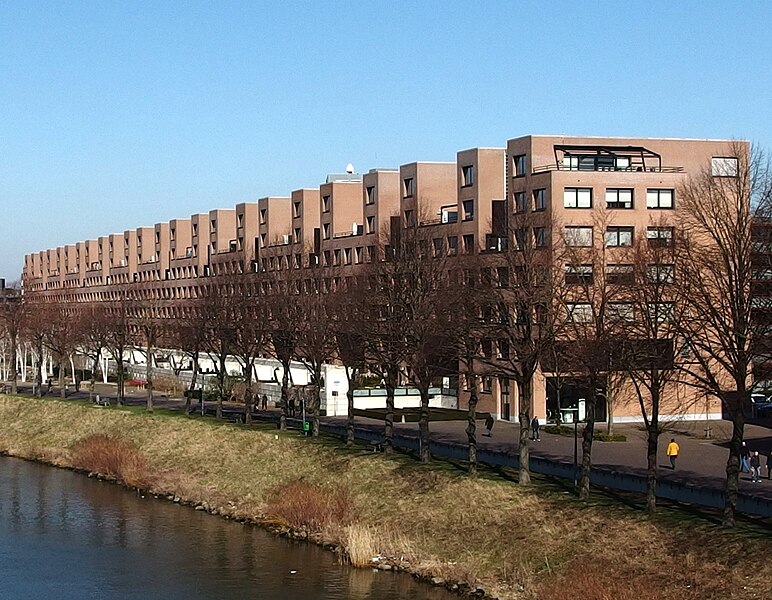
[0,394,769,600]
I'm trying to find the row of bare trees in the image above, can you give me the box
[3,142,770,526]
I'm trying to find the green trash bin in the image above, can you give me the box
[302,421,310,435]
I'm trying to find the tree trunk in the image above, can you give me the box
[186,353,199,415]
[722,390,746,527]
[279,362,289,431]
[645,422,659,514]
[146,342,154,412]
[312,367,321,437]
[345,366,356,446]
[9,332,17,394]
[606,394,615,436]
[384,374,395,454]
[90,353,99,403]
[518,378,532,485]
[59,357,66,399]
[466,381,479,475]
[418,384,431,463]
[117,359,125,406]
[244,362,253,425]
[579,393,597,500]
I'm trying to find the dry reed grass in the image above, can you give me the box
[69,434,152,488]
[1,394,771,600]
[265,478,354,534]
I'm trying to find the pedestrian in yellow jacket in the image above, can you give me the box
[666,438,680,470]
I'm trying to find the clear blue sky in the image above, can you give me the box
[1,1,770,280]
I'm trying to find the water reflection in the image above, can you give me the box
[0,457,452,599]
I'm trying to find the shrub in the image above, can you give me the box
[69,434,152,488]
[265,479,354,534]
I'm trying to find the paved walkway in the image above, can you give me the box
[8,381,772,500]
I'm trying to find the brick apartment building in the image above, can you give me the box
[21,135,743,423]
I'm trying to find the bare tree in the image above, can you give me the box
[199,280,236,420]
[0,281,25,394]
[105,293,131,405]
[675,142,772,526]
[619,231,684,514]
[78,304,111,402]
[481,211,566,484]
[42,304,80,399]
[558,209,630,499]
[295,271,340,437]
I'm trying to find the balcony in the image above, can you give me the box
[532,144,684,175]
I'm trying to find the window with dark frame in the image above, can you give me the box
[565,264,593,285]
[462,199,475,221]
[646,227,674,247]
[322,196,330,212]
[403,177,414,197]
[605,188,633,209]
[606,264,635,285]
[462,165,474,187]
[646,264,675,284]
[564,226,593,247]
[513,154,527,177]
[366,186,376,205]
[564,187,593,208]
[605,226,634,247]
[646,188,674,209]
[533,188,547,211]
[515,191,527,213]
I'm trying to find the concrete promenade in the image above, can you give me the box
[9,381,772,502]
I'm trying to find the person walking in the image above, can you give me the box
[666,438,680,470]
[531,415,540,441]
[767,450,772,480]
[483,413,494,437]
[750,451,762,483]
[740,441,751,473]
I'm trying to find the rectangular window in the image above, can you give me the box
[482,376,492,393]
[564,226,593,247]
[323,223,330,239]
[496,266,509,288]
[447,236,458,256]
[344,248,352,265]
[606,264,634,285]
[711,157,738,177]
[564,187,593,208]
[463,234,475,254]
[497,339,510,360]
[647,227,674,248]
[355,247,363,263]
[605,188,633,209]
[515,228,527,250]
[513,154,527,177]
[648,302,675,323]
[403,177,414,197]
[294,227,301,241]
[462,165,474,187]
[565,264,593,285]
[515,191,527,213]
[366,186,376,205]
[260,209,267,224]
[293,201,301,217]
[366,216,375,234]
[334,249,341,266]
[646,188,674,209]
[432,238,444,258]
[567,303,593,323]
[462,199,475,221]
[605,226,634,247]
[322,196,331,212]
[607,303,635,323]
[404,210,415,227]
[533,188,547,211]
[534,227,547,248]
[646,264,675,284]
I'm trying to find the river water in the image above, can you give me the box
[0,456,453,599]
